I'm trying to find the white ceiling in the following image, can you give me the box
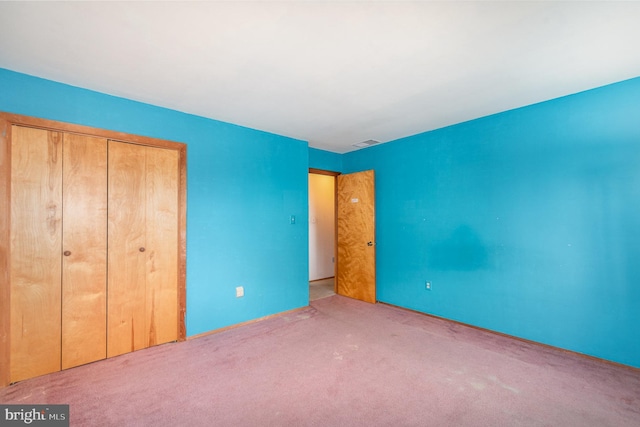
[1,1,639,153]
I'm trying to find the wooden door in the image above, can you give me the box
[107,141,146,356]
[144,146,179,346]
[61,133,108,369]
[9,126,63,383]
[107,141,179,357]
[1,112,187,386]
[336,170,376,303]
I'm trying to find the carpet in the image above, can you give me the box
[1,295,639,426]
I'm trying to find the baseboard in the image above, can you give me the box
[187,305,310,341]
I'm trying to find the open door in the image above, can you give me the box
[336,170,376,303]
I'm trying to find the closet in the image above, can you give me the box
[0,113,186,386]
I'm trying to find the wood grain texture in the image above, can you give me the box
[0,112,187,343]
[144,146,179,347]
[177,145,187,341]
[61,133,107,369]
[9,126,63,383]
[337,170,376,303]
[107,141,147,357]
[108,142,179,357]
[0,118,11,386]
[1,112,187,385]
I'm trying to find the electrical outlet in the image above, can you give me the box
[236,286,244,298]
[425,281,432,291]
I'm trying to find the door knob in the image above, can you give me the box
[63,250,71,256]
[367,241,374,246]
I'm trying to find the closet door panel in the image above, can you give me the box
[9,126,63,382]
[107,141,147,357]
[145,146,179,346]
[61,133,108,369]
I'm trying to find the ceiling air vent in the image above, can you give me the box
[352,139,381,148]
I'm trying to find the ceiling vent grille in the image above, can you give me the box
[352,139,381,148]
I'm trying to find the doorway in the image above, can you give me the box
[308,170,338,301]
[308,168,377,303]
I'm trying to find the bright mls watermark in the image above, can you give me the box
[1,405,68,426]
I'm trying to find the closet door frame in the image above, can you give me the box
[0,112,187,387]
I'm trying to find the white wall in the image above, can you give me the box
[309,173,335,280]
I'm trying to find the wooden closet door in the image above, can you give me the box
[9,126,63,383]
[144,146,179,347]
[108,141,147,357]
[107,141,179,357]
[61,133,108,369]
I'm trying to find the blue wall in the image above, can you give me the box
[343,77,640,368]
[309,147,342,172]
[0,68,310,336]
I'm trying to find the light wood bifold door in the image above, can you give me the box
[9,126,65,382]
[107,141,179,357]
[61,133,108,370]
[9,126,108,381]
[1,113,186,387]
